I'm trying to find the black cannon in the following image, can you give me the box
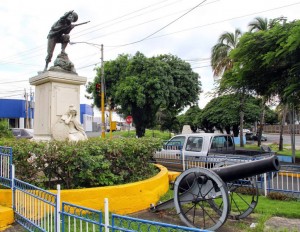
[150,155,280,231]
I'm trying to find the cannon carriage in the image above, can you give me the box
[151,155,280,231]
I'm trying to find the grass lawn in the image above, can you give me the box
[237,143,300,159]
[160,189,300,219]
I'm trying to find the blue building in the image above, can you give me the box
[0,99,93,131]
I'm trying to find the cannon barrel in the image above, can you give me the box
[212,155,280,183]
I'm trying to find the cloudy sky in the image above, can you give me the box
[1,0,300,111]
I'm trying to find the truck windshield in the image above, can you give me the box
[164,136,185,150]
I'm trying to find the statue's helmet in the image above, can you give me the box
[72,12,78,22]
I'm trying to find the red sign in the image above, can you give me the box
[126,115,133,124]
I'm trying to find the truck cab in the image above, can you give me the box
[161,133,235,157]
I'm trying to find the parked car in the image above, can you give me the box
[11,128,33,139]
[245,132,267,141]
[253,133,267,141]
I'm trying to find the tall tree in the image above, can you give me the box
[248,16,288,146]
[230,19,300,154]
[211,29,242,77]
[198,94,262,136]
[248,16,287,32]
[211,29,247,146]
[87,52,201,137]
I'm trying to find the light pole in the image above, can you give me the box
[70,41,106,138]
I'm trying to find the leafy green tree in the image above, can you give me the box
[87,52,201,137]
[178,105,201,132]
[230,19,300,150]
[198,94,262,136]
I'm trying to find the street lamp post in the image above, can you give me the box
[70,41,106,138]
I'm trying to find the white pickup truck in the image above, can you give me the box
[154,133,272,171]
[159,133,237,156]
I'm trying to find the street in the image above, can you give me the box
[262,133,300,148]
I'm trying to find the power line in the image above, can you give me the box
[105,0,208,47]
[0,1,299,71]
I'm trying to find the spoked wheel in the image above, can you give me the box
[212,161,259,220]
[173,167,229,231]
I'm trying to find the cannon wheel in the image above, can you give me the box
[173,167,230,231]
[212,160,259,220]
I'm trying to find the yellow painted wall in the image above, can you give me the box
[52,164,169,214]
[0,165,169,215]
[0,190,12,207]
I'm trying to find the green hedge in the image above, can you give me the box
[0,137,162,189]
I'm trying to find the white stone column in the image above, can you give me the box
[29,71,87,140]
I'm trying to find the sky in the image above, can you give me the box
[1,0,300,114]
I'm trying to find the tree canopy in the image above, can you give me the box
[86,52,201,137]
[198,94,277,136]
[229,19,300,103]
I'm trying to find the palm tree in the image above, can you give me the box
[248,16,287,32]
[211,29,242,77]
[211,29,247,146]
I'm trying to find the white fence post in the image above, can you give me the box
[264,173,268,197]
[104,198,109,232]
[11,164,15,209]
[182,150,186,171]
[56,184,61,232]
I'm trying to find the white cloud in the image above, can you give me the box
[0,0,300,107]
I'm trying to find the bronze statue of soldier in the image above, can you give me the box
[44,10,89,71]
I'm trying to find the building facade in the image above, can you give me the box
[0,99,93,131]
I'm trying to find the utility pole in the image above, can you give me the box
[24,89,29,129]
[30,88,34,129]
[101,44,105,138]
[69,41,106,138]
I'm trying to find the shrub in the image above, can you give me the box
[0,137,163,189]
[267,192,296,201]
[0,120,13,138]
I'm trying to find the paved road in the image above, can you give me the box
[263,133,300,147]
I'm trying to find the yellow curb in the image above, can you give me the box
[0,164,169,216]
[168,171,181,183]
[0,206,14,230]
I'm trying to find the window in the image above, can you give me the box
[165,136,186,150]
[210,136,234,153]
[186,136,203,152]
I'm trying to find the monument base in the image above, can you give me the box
[29,71,87,140]
[32,135,52,142]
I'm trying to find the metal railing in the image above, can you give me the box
[0,146,12,188]
[61,202,103,232]
[154,147,300,198]
[13,176,60,232]
[111,214,208,232]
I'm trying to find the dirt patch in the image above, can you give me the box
[265,217,300,232]
[130,209,258,232]
[131,210,300,232]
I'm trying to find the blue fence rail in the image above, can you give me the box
[111,214,207,232]
[13,178,59,232]
[61,202,103,232]
[0,146,12,188]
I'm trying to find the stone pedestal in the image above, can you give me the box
[29,71,87,140]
